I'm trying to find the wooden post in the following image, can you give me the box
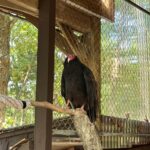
[34,0,56,150]
[90,17,101,115]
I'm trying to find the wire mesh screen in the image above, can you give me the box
[132,0,150,12]
[101,0,150,121]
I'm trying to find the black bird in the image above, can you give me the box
[61,55,98,122]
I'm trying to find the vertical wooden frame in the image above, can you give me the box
[89,17,101,125]
[34,0,56,150]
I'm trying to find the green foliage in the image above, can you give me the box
[9,20,37,99]
[101,0,150,120]
[4,19,66,128]
[4,20,38,128]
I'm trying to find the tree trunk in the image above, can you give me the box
[0,14,12,128]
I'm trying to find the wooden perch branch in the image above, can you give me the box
[0,94,85,116]
[9,138,28,150]
[31,101,75,115]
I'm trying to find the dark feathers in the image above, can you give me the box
[61,57,98,122]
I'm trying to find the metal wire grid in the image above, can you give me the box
[101,0,150,121]
[132,0,150,12]
[100,1,150,148]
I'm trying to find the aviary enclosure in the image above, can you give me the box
[0,0,150,149]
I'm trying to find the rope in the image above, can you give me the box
[0,94,31,109]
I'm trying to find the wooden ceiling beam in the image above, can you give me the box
[61,0,114,21]
[6,0,101,16]
[0,0,115,31]
[56,1,91,33]
[0,0,91,33]
[7,0,38,13]
[0,0,37,16]
[6,0,114,21]
[62,0,101,15]
[0,0,114,32]
[101,0,115,21]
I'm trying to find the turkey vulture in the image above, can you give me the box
[61,55,98,122]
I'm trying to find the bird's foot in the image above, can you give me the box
[65,100,70,109]
[75,105,86,114]
[80,105,85,111]
[66,99,74,109]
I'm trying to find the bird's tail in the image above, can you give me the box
[87,108,97,123]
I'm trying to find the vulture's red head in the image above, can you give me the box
[67,54,76,62]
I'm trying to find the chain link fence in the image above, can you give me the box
[100,1,150,147]
[101,0,150,121]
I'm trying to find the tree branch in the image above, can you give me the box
[31,101,75,115]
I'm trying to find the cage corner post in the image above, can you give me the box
[34,0,56,150]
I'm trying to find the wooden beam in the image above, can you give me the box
[0,0,114,32]
[7,0,38,13]
[34,0,55,150]
[0,0,91,33]
[0,6,38,29]
[6,0,101,16]
[56,1,91,33]
[0,0,38,16]
[101,0,115,21]
[88,18,101,124]
[129,144,150,150]
[6,0,115,21]
[89,18,101,86]
[61,0,115,21]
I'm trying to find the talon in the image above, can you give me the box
[66,99,71,109]
[76,104,85,112]
[80,105,85,111]
[66,99,74,109]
